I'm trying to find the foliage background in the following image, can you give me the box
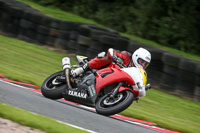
[32,0,200,55]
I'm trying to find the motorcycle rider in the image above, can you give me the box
[71,47,151,77]
[62,47,151,98]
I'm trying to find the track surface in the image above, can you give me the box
[0,80,162,133]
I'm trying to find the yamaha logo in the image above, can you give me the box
[68,90,87,99]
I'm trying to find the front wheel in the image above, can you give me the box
[41,71,67,99]
[95,90,134,116]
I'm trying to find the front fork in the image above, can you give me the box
[110,82,124,98]
[111,82,139,102]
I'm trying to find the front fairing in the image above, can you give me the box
[95,64,135,94]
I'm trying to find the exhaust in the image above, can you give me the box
[62,57,72,88]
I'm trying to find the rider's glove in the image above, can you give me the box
[145,83,151,91]
[112,55,123,64]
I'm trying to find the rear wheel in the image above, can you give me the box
[41,71,67,99]
[95,90,134,116]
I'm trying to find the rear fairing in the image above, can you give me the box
[76,55,89,65]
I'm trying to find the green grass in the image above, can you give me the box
[0,34,200,133]
[18,0,200,62]
[0,102,88,133]
[0,35,76,86]
[121,89,200,133]
[18,0,98,25]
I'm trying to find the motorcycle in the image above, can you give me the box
[41,55,149,116]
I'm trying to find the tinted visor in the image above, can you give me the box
[137,58,149,69]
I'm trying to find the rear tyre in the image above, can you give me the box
[41,71,67,99]
[95,90,134,116]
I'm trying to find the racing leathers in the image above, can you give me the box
[89,48,132,69]
[70,48,132,77]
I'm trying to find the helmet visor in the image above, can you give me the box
[137,58,149,69]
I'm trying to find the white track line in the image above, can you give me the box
[0,80,97,133]
[0,79,180,133]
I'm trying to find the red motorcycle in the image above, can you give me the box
[41,56,148,116]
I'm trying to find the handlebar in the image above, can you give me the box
[112,55,127,68]
[115,61,127,68]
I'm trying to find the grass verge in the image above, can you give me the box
[121,89,200,133]
[0,102,88,133]
[18,0,200,62]
[0,35,76,86]
[18,0,98,25]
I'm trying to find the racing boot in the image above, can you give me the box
[71,63,90,77]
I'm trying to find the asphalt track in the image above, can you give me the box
[0,79,178,133]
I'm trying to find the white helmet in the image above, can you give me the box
[132,48,151,69]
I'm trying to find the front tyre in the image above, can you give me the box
[41,71,67,99]
[95,90,134,116]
